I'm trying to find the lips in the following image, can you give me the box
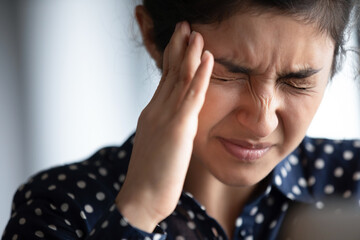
[219,137,272,163]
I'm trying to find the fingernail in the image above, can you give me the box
[175,22,181,31]
[189,31,197,44]
[202,50,209,61]
[202,50,212,61]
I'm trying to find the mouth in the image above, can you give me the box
[218,137,273,163]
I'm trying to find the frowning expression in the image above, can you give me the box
[191,12,334,186]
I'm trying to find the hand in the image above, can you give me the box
[115,21,214,232]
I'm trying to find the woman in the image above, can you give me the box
[3,0,360,239]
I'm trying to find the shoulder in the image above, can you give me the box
[16,134,134,202]
[299,137,360,174]
[298,137,360,198]
[5,134,135,238]
[300,137,360,160]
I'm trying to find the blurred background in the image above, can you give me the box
[0,0,359,233]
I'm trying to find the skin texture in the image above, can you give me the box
[190,12,334,187]
[185,13,334,237]
[116,6,335,238]
[116,13,214,232]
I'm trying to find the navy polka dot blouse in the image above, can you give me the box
[2,134,360,239]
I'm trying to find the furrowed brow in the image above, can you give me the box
[214,58,252,74]
[279,68,322,80]
[215,57,322,79]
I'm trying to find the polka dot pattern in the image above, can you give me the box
[324,185,334,194]
[334,167,344,178]
[76,181,86,189]
[18,218,26,225]
[75,229,83,238]
[353,172,360,181]
[275,175,282,186]
[343,190,352,199]
[307,176,316,186]
[305,142,315,152]
[324,144,334,154]
[48,225,57,231]
[343,150,354,160]
[34,231,44,238]
[57,174,66,181]
[289,155,299,165]
[235,217,243,227]
[269,220,277,229]
[298,178,307,188]
[315,158,325,169]
[84,204,94,213]
[2,134,360,240]
[96,192,106,201]
[255,213,264,224]
[292,185,301,195]
[60,203,69,212]
[67,193,75,199]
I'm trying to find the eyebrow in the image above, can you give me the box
[278,68,322,80]
[214,58,322,79]
[215,58,252,74]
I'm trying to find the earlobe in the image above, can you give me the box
[135,5,163,69]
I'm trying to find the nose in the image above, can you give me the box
[236,85,279,138]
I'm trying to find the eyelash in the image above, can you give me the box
[211,76,245,82]
[282,82,309,91]
[279,79,315,93]
[212,75,312,93]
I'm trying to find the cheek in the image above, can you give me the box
[284,86,326,125]
[280,92,325,149]
[197,84,239,133]
[280,72,328,135]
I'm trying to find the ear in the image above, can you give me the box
[135,5,163,69]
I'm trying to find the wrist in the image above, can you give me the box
[115,187,163,233]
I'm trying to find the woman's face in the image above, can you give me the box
[191,12,334,186]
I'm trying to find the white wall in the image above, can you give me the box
[308,34,360,139]
[18,0,159,175]
[0,1,25,231]
[0,0,159,231]
[0,0,359,232]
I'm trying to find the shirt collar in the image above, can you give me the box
[270,138,314,203]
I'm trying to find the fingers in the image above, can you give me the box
[161,40,170,78]
[149,20,213,123]
[154,22,191,102]
[178,50,214,121]
[150,46,169,101]
[169,31,204,108]
[167,22,191,75]
[180,31,204,85]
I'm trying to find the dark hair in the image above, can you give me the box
[142,0,360,77]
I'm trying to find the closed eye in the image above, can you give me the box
[278,78,316,94]
[211,74,247,82]
[283,82,309,91]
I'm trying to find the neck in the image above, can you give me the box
[183,158,266,239]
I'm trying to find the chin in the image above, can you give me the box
[210,167,267,187]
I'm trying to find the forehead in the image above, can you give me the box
[192,12,335,75]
